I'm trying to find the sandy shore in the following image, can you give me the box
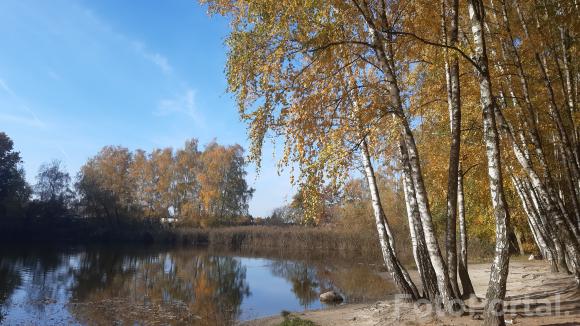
[243,259,580,325]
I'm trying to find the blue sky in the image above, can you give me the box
[0,0,293,217]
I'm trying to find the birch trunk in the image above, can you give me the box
[399,125,456,310]
[560,28,576,119]
[494,99,580,279]
[467,1,511,324]
[559,27,579,177]
[536,53,580,230]
[494,106,576,238]
[498,0,547,172]
[489,1,569,272]
[400,140,440,300]
[360,138,418,300]
[512,175,558,271]
[495,0,580,237]
[442,0,462,299]
[366,22,455,310]
[528,181,570,272]
[514,0,580,227]
[559,27,579,170]
[457,165,475,297]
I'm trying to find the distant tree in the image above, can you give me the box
[76,146,133,223]
[130,149,155,219]
[28,160,74,219]
[0,132,30,217]
[217,144,254,220]
[269,204,302,225]
[150,148,175,219]
[75,140,253,227]
[34,160,73,203]
[173,139,201,220]
[287,191,308,224]
[198,142,254,225]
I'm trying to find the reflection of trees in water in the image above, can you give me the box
[269,260,320,307]
[68,249,250,326]
[0,247,70,318]
[269,259,396,306]
[0,247,394,325]
[68,249,137,302]
[326,266,396,302]
[0,259,21,322]
[0,247,251,326]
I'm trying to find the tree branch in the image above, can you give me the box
[383,29,484,74]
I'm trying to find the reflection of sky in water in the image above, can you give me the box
[2,260,80,325]
[240,258,324,320]
[0,247,390,325]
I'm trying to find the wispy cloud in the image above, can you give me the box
[0,78,15,96]
[132,41,173,75]
[56,145,71,161]
[0,78,46,128]
[156,88,204,126]
[47,68,62,81]
[75,5,174,76]
[0,113,45,127]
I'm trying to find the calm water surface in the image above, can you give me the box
[0,245,395,325]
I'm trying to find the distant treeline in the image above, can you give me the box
[0,132,254,239]
[0,130,500,256]
[76,139,254,226]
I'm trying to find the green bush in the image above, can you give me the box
[278,317,318,326]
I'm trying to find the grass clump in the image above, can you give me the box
[278,317,318,326]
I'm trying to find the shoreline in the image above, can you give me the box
[243,259,579,326]
[0,222,395,263]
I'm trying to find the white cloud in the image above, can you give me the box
[132,41,173,75]
[148,53,172,75]
[156,88,204,125]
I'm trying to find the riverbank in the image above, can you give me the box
[0,218,390,262]
[244,259,579,326]
[171,226,387,262]
[1,217,496,264]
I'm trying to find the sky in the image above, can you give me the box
[0,0,294,217]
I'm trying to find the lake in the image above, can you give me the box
[0,245,395,325]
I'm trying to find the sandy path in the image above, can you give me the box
[243,259,580,325]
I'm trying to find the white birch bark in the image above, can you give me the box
[467,1,511,324]
[528,180,570,272]
[504,1,580,228]
[360,138,418,300]
[442,0,462,299]
[400,140,440,300]
[511,174,557,271]
[399,124,455,310]
[364,19,455,310]
[457,165,475,297]
[494,106,580,240]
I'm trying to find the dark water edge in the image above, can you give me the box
[0,243,396,325]
[0,217,390,264]
[0,216,176,244]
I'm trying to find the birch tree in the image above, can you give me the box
[467,1,511,324]
[201,0,580,320]
[202,0,465,310]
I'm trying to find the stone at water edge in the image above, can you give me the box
[528,254,541,260]
[320,291,343,303]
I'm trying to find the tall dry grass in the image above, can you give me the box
[170,225,416,265]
